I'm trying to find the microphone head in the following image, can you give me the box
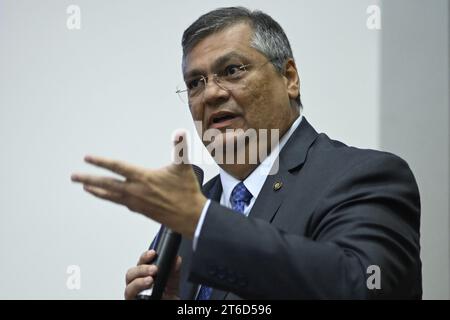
[191,164,204,186]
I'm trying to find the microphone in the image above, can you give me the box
[136,165,204,300]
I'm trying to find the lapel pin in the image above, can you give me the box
[273,181,283,191]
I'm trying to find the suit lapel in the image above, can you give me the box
[249,117,319,222]
[205,175,223,202]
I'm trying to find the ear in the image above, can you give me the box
[283,59,300,102]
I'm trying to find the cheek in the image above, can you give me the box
[189,105,203,122]
[237,78,281,127]
[244,76,271,104]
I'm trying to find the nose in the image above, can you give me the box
[201,75,230,106]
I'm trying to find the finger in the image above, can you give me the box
[124,276,154,300]
[137,250,156,265]
[172,130,190,165]
[84,155,144,180]
[83,184,158,222]
[72,174,126,193]
[82,185,124,203]
[125,264,157,285]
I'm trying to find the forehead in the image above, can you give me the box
[183,23,264,74]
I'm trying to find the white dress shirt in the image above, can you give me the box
[193,114,303,250]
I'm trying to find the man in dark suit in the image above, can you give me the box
[72,7,421,299]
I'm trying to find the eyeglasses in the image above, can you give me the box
[176,60,273,105]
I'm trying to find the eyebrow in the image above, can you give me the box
[184,52,249,80]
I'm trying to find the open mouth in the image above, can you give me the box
[208,111,240,129]
[212,114,236,124]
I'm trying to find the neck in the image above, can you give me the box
[219,163,258,180]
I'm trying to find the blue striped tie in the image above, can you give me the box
[197,182,252,300]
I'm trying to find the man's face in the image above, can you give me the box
[183,23,297,157]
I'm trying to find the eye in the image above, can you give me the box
[224,64,245,77]
[187,77,205,90]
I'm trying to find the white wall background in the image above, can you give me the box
[0,0,447,299]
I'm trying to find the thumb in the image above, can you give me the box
[172,129,190,165]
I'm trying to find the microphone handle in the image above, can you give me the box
[136,227,181,300]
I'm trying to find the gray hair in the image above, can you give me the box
[181,7,302,107]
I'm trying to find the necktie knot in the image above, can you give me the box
[230,182,253,214]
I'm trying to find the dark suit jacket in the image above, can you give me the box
[177,117,421,299]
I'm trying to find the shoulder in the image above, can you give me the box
[308,133,415,178]
[295,133,420,208]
